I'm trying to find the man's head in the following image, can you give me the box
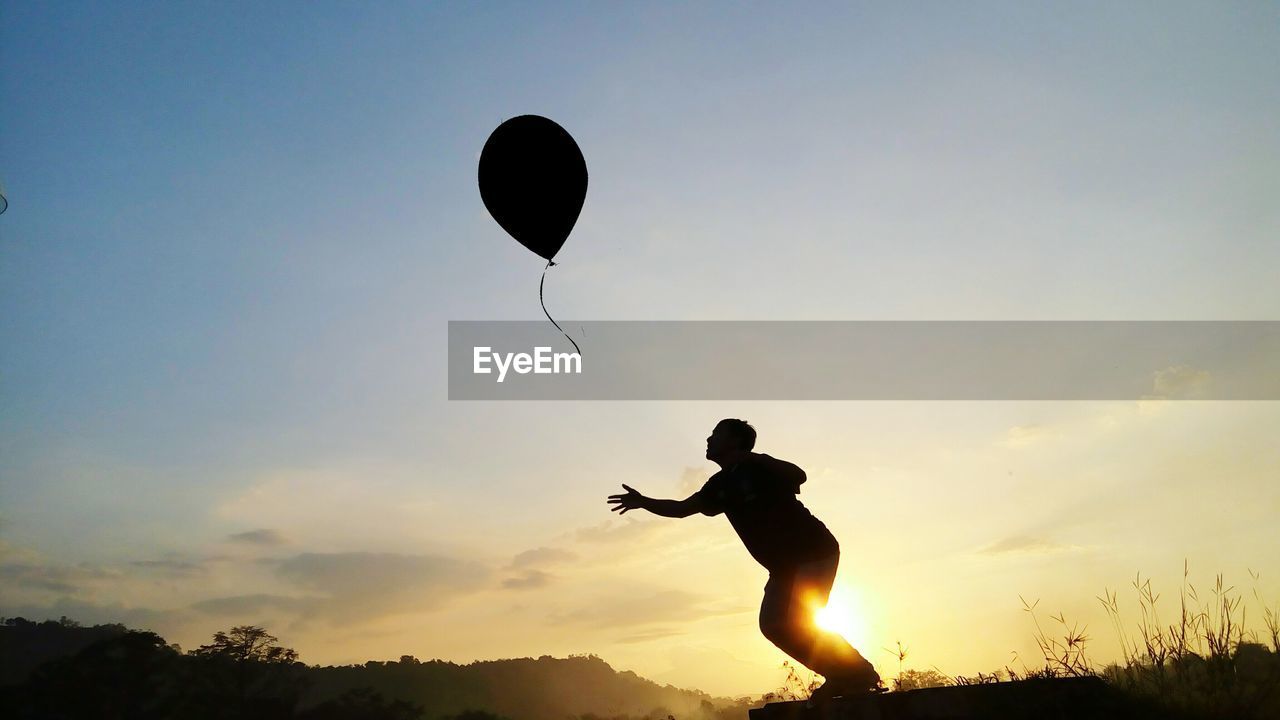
[706,418,756,464]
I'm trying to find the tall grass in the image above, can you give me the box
[1090,563,1280,718]
[758,565,1279,718]
[918,564,1280,718]
[1020,595,1093,677]
[760,660,820,703]
[1012,562,1280,718]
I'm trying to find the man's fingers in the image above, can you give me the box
[622,484,635,493]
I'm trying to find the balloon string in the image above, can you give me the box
[539,260,582,357]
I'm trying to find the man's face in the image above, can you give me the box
[705,423,737,462]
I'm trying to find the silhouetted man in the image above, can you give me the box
[607,419,881,702]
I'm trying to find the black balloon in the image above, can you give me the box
[478,115,588,263]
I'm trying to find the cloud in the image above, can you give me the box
[508,546,577,569]
[614,626,687,644]
[501,570,553,590]
[190,593,316,616]
[0,597,192,638]
[546,589,749,629]
[270,551,490,622]
[0,543,498,648]
[678,467,712,496]
[501,546,583,590]
[573,519,666,544]
[0,540,41,563]
[129,559,209,576]
[0,564,81,594]
[999,424,1050,448]
[1143,365,1212,400]
[974,535,1080,556]
[212,465,442,550]
[227,529,288,547]
[0,561,120,596]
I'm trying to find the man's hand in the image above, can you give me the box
[607,484,647,515]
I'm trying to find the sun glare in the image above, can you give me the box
[812,584,871,651]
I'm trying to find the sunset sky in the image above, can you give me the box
[2,2,1278,699]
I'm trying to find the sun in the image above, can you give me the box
[812,584,871,651]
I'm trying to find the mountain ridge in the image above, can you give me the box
[0,617,759,720]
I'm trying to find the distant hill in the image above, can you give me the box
[303,654,736,720]
[0,617,131,686]
[0,617,758,720]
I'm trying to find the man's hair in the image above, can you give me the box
[717,418,757,451]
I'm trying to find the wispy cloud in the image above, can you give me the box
[999,424,1051,448]
[269,551,491,623]
[227,529,288,547]
[190,593,315,616]
[572,519,666,544]
[974,535,1081,556]
[547,589,750,629]
[129,559,209,576]
[678,466,712,496]
[614,626,686,644]
[501,569,553,590]
[0,559,120,597]
[0,597,193,638]
[0,563,84,594]
[507,546,577,569]
[1143,365,1212,401]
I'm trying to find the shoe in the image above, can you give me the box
[805,669,882,706]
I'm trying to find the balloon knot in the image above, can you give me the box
[547,260,557,268]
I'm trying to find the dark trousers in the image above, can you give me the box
[758,552,875,679]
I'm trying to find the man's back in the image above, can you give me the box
[694,452,839,571]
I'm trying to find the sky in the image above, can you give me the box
[2,1,1279,699]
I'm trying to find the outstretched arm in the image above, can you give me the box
[607,484,702,518]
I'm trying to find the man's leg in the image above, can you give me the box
[759,554,879,691]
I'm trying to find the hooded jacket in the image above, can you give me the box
[694,452,839,572]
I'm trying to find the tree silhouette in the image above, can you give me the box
[0,616,130,685]
[8,630,181,720]
[192,625,300,664]
[186,625,308,719]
